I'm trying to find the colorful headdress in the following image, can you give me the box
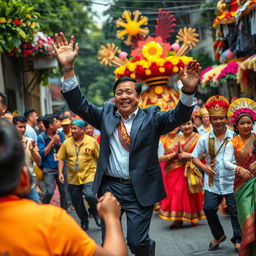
[199,107,209,117]
[205,95,229,116]
[227,98,256,124]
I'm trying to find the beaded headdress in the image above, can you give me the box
[205,95,229,117]
[227,98,256,124]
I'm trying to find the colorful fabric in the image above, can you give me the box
[234,177,256,256]
[230,135,256,256]
[208,135,229,187]
[118,120,130,151]
[0,197,96,256]
[159,133,205,223]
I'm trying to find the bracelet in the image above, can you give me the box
[61,66,74,73]
[181,87,196,95]
[236,166,241,175]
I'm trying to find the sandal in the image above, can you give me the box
[208,234,226,251]
[169,220,183,229]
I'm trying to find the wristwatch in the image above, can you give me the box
[61,66,74,73]
[181,87,196,95]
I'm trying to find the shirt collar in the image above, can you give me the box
[209,127,233,139]
[116,107,139,120]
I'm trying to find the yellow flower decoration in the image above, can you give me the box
[116,10,149,45]
[172,66,179,72]
[154,86,163,95]
[159,67,165,73]
[130,73,136,79]
[142,42,163,61]
[0,17,6,23]
[145,69,151,75]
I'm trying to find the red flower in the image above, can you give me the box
[14,19,21,26]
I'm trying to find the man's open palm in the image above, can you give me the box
[52,32,79,67]
[180,60,201,92]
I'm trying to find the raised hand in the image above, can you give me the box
[180,60,202,93]
[52,32,79,68]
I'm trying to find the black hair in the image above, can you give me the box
[42,114,55,129]
[0,118,25,196]
[113,76,142,95]
[53,110,62,119]
[24,109,37,119]
[37,116,44,122]
[0,92,7,106]
[13,115,27,125]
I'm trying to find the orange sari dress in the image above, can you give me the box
[229,135,256,256]
[158,133,205,223]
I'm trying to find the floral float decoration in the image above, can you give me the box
[10,31,55,57]
[200,61,240,88]
[0,0,39,54]
[98,9,199,110]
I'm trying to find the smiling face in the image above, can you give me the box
[15,121,26,139]
[210,116,227,132]
[71,124,85,140]
[114,81,141,119]
[236,115,253,137]
[202,114,210,127]
[181,120,194,136]
[85,124,94,137]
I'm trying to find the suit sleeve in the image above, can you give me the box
[154,100,194,135]
[62,86,103,130]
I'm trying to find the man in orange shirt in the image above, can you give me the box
[0,118,127,256]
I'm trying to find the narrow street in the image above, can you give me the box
[70,209,237,256]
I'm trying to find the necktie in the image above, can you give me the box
[118,120,130,151]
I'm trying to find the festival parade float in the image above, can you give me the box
[98,9,199,110]
[200,0,256,99]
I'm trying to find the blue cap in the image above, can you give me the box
[71,119,85,128]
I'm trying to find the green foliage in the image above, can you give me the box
[193,50,217,70]
[26,0,94,37]
[0,0,39,53]
[76,30,116,106]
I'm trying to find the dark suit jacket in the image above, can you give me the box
[62,86,194,207]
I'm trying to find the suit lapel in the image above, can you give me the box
[130,108,146,152]
[106,114,120,136]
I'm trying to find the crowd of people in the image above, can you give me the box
[0,32,255,256]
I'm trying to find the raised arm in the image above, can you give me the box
[53,32,102,129]
[53,32,78,80]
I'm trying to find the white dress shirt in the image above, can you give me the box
[191,128,235,194]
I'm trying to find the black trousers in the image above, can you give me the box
[98,175,155,256]
[203,190,242,244]
[69,182,98,226]
[42,168,67,210]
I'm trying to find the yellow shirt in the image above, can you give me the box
[0,196,96,256]
[58,135,99,185]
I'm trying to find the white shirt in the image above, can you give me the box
[197,124,212,135]
[191,128,235,194]
[24,124,38,142]
[62,76,197,178]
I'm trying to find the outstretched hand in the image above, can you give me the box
[180,60,202,93]
[52,32,79,68]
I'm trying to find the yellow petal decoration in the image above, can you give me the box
[98,43,128,67]
[142,41,163,61]
[116,10,149,45]
[176,27,199,56]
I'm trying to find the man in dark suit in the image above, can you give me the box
[53,32,201,256]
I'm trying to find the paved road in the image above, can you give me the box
[70,209,238,256]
